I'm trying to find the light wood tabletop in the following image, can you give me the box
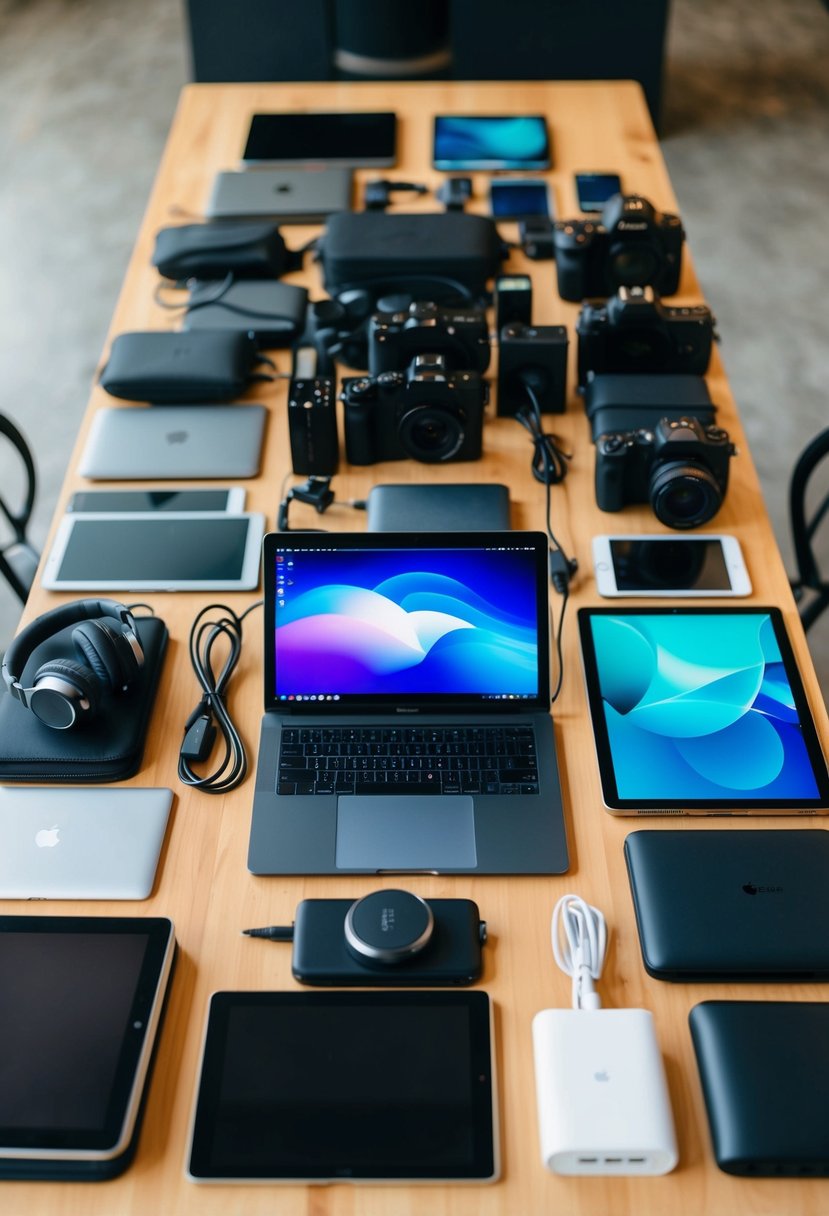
[5,80,829,1214]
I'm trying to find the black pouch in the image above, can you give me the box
[152,221,300,280]
[315,211,506,301]
[99,330,271,403]
[0,615,167,783]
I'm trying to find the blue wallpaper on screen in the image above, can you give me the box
[273,547,539,698]
[590,613,820,800]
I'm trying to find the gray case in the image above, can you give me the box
[367,483,511,532]
[205,167,353,223]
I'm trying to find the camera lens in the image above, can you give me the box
[609,244,660,288]
[398,405,464,462]
[649,461,723,529]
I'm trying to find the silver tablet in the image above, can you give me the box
[42,512,265,592]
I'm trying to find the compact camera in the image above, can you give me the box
[367,300,491,375]
[576,286,716,384]
[290,889,487,987]
[586,374,735,528]
[553,194,685,302]
[341,353,487,465]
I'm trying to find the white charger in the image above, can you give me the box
[531,895,678,1177]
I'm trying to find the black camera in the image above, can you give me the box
[290,889,487,987]
[553,194,685,302]
[341,353,487,465]
[576,286,716,384]
[368,300,491,375]
[586,372,735,528]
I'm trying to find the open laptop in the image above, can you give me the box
[625,829,829,981]
[79,405,267,480]
[0,786,173,899]
[248,531,568,875]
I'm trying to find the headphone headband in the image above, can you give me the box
[2,599,137,688]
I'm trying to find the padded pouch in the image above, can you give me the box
[183,279,309,348]
[99,330,268,403]
[152,221,300,280]
[0,615,168,782]
[316,211,506,301]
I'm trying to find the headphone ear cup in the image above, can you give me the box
[73,620,140,691]
[29,658,101,727]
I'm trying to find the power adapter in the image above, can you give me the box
[532,1008,677,1176]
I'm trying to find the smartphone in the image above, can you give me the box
[66,488,246,513]
[42,512,265,592]
[242,112,396,167]
[575,171,622,212]
[489,179,551,222]
[433,115,550,171]
[592,534,751,597]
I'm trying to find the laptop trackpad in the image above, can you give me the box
[335,796,477,871]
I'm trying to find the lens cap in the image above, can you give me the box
[344,889,435,965]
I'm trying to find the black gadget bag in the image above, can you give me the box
[0,615,167,782]
[152,221,297,280]
[183,279,309,348]
[99,330,269,403]
[316,211,505,300]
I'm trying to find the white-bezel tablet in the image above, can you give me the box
[591,533,751,597]
[42,512,265,592]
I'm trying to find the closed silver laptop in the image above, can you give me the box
[79,405,267,480]
[0,786,173,899]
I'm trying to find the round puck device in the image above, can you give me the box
[344,889,435,965]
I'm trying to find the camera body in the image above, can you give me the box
[342,353,487,465]
[553,194,685,302]
[368,300,491,375]
[291,890,487,987]
[576,286,715,384]
[586,373,735,529]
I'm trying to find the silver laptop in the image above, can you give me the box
[78,405,267,480]
[248,531,569,875]
[205,167,353,223]
[0,786,173,899]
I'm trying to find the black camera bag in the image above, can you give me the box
[152,221,299,281]
[316,211,505,301]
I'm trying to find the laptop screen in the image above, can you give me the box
[264,533,548,709]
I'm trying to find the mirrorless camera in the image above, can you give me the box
[553,194,685,302]
[576,286,716,384]
[586,372,735,529]
[290,889,487,987]
[342,353,487,465]
[368,299,491,375]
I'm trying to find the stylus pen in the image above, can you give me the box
[242,925,294,941]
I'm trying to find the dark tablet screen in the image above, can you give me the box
[578,607,829,811]
[0,916,174,1155]
[188,990,497,1181]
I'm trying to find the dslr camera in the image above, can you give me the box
[553,194,685,302]
[368,300,491,375]
[576,286,716,384]
[341,352,487,465]
[586,372,735,529]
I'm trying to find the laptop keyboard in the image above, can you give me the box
[277,726,539,796]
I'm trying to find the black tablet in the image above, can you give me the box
[0,915,175,1180]
[578,606,829,814]
[187,990,498,1182]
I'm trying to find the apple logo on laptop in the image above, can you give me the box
[273,183,292,194]
[35,825,60,849]
[742,881,783,895]
[166,430,188,445]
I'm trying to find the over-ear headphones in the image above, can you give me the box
[1,599,144,730]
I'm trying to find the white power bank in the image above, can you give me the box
[532,1008,678,1176]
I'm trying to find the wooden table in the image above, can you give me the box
[7,81,829,1215]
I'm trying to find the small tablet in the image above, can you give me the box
[578,606,829,814]
[187,990,498,1183]
[0,915,175,1180]
[42,511,265,591]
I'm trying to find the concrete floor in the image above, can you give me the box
[1,0,828,693]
